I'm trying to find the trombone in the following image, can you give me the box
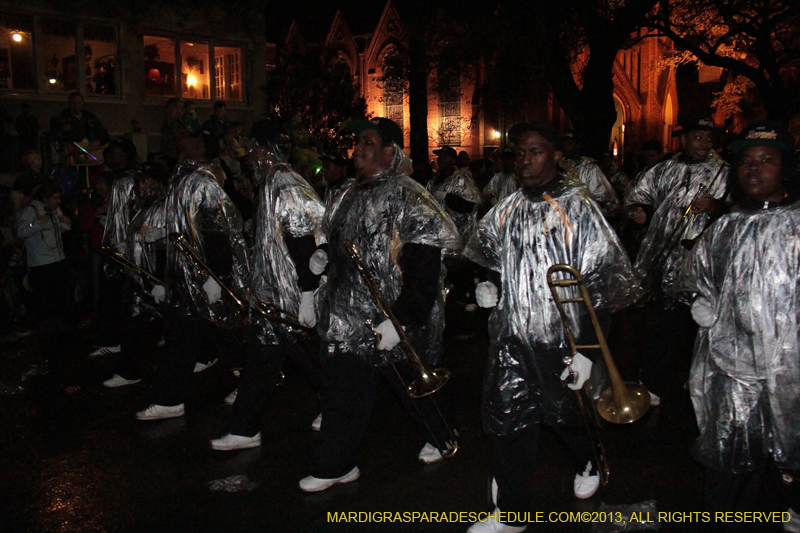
[344,239,459,457]
[102,245,164,286]
[547,264,651,484]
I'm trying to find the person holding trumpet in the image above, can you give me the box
[625,116,729,407]
[298,117,462,493]
[464,122,639,533]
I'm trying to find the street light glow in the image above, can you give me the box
[12,32,22,42]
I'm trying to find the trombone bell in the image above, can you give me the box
[408,368,450,399]
[597,382,651,424]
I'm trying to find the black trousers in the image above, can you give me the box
[116,314,164,380]
[492,422,595,524]
[312,351,455,479]
[150,318,223,406]
[28,260,71,323]
[96,266,125,346]
[228,335,320,437]
[639,294,693,397]
[704,465,800,532]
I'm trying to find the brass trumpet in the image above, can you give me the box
[102,245,164,286]
[344,239,459,456]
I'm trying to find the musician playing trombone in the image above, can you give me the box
[464,122,639,533]
[209,121,326,451]
[625,116,729,407]
[102,163,170,388]
[298,117,462,493]
[675,122,800,531]
[136,137,249,421]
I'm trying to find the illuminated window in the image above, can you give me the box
[0,15,35,90]
[41,19,77,93]
[181,41,209,100]
[214,46,242,102]
[144,35,176,97]
[381,52,405,129]
[438,68,461,146]
[84,25,116,95]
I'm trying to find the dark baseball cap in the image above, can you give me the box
[681,116,716,133]
[508,121,561,149]
[320,153,347,167]
[729,121,795,155]
[433,146,457,159]
[349,117,404,148]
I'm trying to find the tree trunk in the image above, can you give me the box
[406,15,430,165]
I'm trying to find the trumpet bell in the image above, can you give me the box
[408,368,450,399]
[597,382,651,424]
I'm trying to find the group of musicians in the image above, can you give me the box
[95,115,799,533]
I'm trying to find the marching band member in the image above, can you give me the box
[136,138,249,421]
[299,117,462,493]
[560,133,621,218]
[428,146,482,245]
[625,116,729,406]
[483,148,519,207]
[676,122,800,531]
[209,122,325,450]
[464,122,639,533]
[102,163,169,388]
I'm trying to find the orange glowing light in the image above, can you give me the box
[187,74,197,87]
[12,32,22,42]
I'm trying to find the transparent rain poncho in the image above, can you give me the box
[464,175,640,437]
[125,197,166,319]
[101,170,136,248]
[427,169,482,245]
[246,146,325,345]
[626,152,728,298]
[482,172,519,206]
[675,203,800,472]
[565,157,621,217]
[320,144,462,366]
[164,160,249,327]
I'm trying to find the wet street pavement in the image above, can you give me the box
[0,307,786,533]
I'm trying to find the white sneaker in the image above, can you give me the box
[299,467,360,493]
[136,403,185,420]
[194,358,218,373]
[467,509,527,533]
[224,389,238,406]
[311,413,322,431]
[418,442,444,464]
[210,432,262,451]
[574,461,600,499]
[649,391,661,407]
[89,345,121,357]
[103,374,141,388]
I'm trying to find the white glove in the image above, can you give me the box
[434,190,447,201]
[298,291,316,328]
[691,297,716,328]
[151,284,166,304]
[203,277,222,304]
[560,352,593,391]
[373,319,401,351]
[144,225,166,243]
[476,281,498,308]
[309,249,328,276]
[115,242,127,255]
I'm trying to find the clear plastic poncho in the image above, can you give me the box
[427,169,482,245]
[247,149,325,345]
[125,198,166,319]
[626,152,728,297]
[101,170,136,248]
[568,157,621,217]
[482,172,519,205]
[164,159,249,327]
[320,145,462,366]
[674,203,800,472]
[464,175,640,437]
